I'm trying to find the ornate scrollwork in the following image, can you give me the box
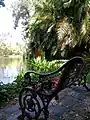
[19,88,42,119]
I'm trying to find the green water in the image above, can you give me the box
[0,56,24,84]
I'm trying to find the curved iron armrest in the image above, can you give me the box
[24,56,83,84]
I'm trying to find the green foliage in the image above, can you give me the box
[0,69,25,107]
[26,57,65,72]
[86,72,90,83]
[25,0,56,59]
[12,0,90,59]
[14,68,27,89]
[0,82,17,106]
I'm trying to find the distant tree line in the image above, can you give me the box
[0,41,23,56]
[0,32,23,56]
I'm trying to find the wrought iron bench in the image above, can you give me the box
[18,56,90,120]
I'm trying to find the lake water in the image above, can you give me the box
[0,57,25,84]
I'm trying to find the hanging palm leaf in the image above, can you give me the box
[23,0,90,59]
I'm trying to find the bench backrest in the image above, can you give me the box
[23,56,84,94]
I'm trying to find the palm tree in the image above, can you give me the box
[12,0,90,59]
[25,0,57,60]
[55,0,88,57]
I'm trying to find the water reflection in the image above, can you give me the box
[0,57,24,84]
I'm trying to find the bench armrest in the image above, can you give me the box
[24,56,83,80]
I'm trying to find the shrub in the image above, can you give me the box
[26,57,65,72]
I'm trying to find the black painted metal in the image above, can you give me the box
[18,56,90,120]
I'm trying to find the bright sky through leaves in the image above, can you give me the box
[0,0,23,45]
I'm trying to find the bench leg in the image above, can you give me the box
[17,114,24,120]
[19,87,42,120]
[83,83,90,91]
[43,107,49,120]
